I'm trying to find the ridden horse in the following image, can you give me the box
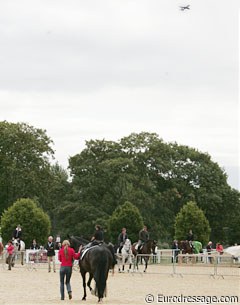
[116,238,133,273]
[178,240,197,263]
[12,239,25,266]
[132,239,157,272]
[69,235,116,303]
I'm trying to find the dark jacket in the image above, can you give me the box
[93,229,104,242]
[13,228,22,240]
[139,229,149,242]
[30,243,40,250]
[118,233,128,246]
[46,241,55,256]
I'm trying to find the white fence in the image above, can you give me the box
[1,248,239,277]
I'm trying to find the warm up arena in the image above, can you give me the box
[0,252,239,305]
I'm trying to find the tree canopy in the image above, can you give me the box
[0,121,55,214]
[174,201,211,246]
[1,122,239,246]
[0,198,51,246]
[108,201,144,243]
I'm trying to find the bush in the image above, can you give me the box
[0,198,51,247]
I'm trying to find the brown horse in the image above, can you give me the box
[179,240,193,254]
[132,240,157,272]
[178,240,194,263]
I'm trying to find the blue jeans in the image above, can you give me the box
[60,266,72,299]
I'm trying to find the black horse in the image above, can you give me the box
[132,239,157,272]
[69,235,116,302]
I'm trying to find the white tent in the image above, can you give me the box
[224,245,240,258]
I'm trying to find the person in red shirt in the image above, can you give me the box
[58,240,81,300]
[6,240,15,270]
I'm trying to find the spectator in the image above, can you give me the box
[172,240,180,263]
[216,243,224,263]
[206,241,213,264]
[58,240,81,300]
[30,239,40,250]
[46,236,56,272]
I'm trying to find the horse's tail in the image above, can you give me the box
[94,252,109,300]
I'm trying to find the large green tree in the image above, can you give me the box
[60,132,240,244]
[108,201,144,243]
[174,201,211,246]
[1,198,51,246]
[0,121,54,215]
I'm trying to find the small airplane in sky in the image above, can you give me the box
[179,5,190,11]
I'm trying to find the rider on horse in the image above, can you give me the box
[117,227,128,253]
[186,229,194,248]
[136,225,149,253]
[81,225,104,255]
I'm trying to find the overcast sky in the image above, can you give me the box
[0,0,239,190]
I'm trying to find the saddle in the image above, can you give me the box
[80,245,99,260]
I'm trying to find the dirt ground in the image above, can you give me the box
[0,263,239,305]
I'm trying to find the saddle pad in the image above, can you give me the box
[81,245,99,260]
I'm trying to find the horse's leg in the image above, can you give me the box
[21,251,24,265]
[144,257,148,272]
[117,254,121,272]
[87,273,93,293]
[81,270,87,300]
[129,254,132,271]
[122,254,125,272]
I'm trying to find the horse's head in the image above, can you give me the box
[179,240,192,254]
[68,235,87,252]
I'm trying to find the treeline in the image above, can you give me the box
[0,121,239,246]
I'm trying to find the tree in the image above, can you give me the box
[0,121,54,215]
[174,201,211,246]
[66,132,240,244]
[108,201,144,243]
[0,198,51,246]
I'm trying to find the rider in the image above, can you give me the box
[117,227,128,253]
[83,225,104,252]
[12,224,22,246]
[91,225,104,245]
[186,229,194,248]
[137,225,149,252]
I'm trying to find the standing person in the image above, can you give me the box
[216,243,224,263]
[117,227,128,253]
[206,241,213,264]
[58,240,81,300]
[137,225,149,252]
[46,236,56,272]
[172,240,180,263]
[6,240,15,270]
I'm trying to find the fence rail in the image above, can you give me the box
[1,248,239,277]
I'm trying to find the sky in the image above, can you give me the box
[0,0,239,190]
